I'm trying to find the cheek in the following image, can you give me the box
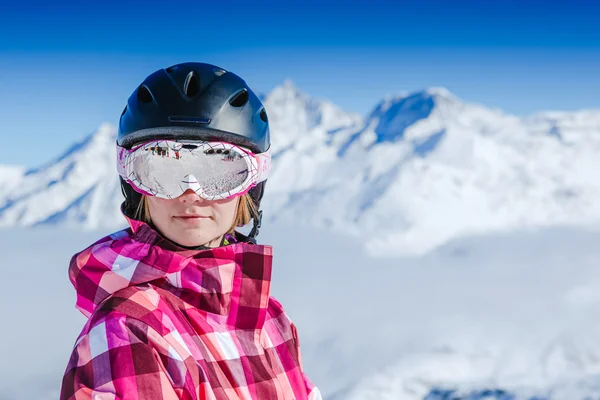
[214,198,239,221]
[147,198,173,221]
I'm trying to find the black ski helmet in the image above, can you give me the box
[118,62,270,240]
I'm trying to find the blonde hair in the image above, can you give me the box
[134,193,258,235]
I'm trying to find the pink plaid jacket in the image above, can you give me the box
[60,217,321,400]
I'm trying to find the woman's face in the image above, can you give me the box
[146,189,239,248]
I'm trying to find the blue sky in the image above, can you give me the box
[1,0,599,167]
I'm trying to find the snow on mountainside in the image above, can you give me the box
[265,87,600,256]
[261,79,362,150]
[1,83,600,257]
[0,123,123,229]
[0,165,25,197]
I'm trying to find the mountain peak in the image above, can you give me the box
[381,87,458,105]
[364,87,463,144]
[88,122,117,148]
[281,78,297,89]
[95,122,117,139]
[269,79,303,99]
[422,86,455,98]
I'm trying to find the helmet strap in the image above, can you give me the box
[248,209,263,243]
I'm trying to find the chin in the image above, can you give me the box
[176,230,218,247]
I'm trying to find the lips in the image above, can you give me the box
[174,214,210,226]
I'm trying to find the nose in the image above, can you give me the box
[178,189,206,203]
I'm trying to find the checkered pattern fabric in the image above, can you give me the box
[60,217,321,400]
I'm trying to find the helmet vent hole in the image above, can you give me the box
[166,65,177,73]
[184,71,200,98]
[121,106,127,116]
[214,68,226,76]
[229,88,249,107]
[137,85,154,104]
[260,108,268,122]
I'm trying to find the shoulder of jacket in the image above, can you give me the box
[267,295,286,317]
[266,295,298,335]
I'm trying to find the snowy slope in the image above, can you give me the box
[1,84,600,257]
[0,123,123,229]
[285,226,600,400]
[0,165,25,198]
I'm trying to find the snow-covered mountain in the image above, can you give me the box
[261,79,363,150]
[1,82,599,256]
[264,86,600,256]
[0,123,123,229]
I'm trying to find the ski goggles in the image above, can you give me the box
[117,139,271,200]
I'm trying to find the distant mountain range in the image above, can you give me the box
[1,81,599,256]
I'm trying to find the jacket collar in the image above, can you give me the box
[69,216,273,329]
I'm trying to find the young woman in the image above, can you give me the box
[60,62,322,400]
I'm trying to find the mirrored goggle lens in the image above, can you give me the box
[130,142,251,198]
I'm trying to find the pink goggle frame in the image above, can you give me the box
[116,139,271,200]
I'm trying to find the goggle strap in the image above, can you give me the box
[254,149,271,183]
